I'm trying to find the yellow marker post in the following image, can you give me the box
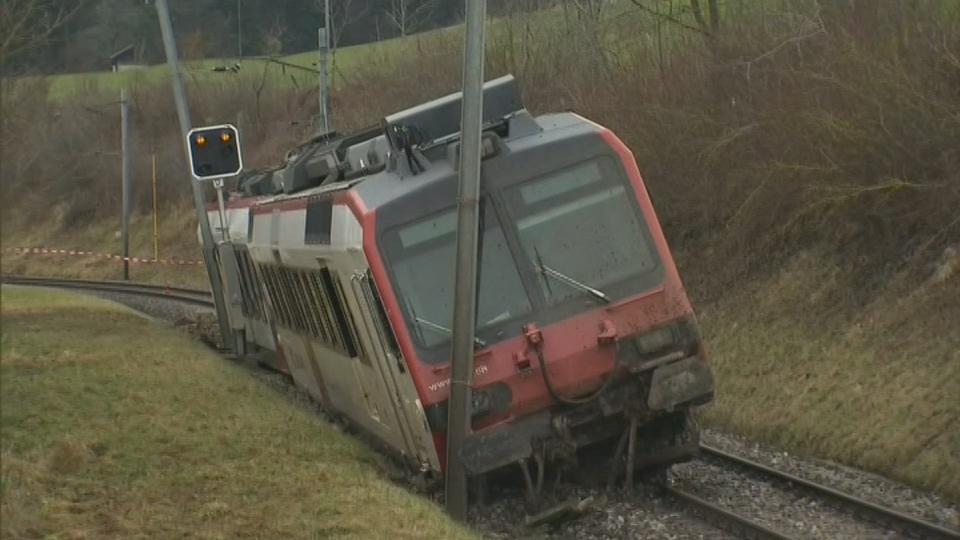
[152,153,160,261]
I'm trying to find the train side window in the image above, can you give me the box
[260,265,282,325]
[305,199,333,245]
[334,275,365,360]
[235,248,255,318]
[319,268,358,358]
[247,253,268,321]
[285,268,310,334]
[272,267,291,328]
[309,270,343,352]
[363,271,401,360]
[274,267,296,330]
[268,266,290,328]
[299,270,324,340]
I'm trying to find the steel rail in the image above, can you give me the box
[700,444,960,540]
[665,485,796,539]
[1,275,214,308]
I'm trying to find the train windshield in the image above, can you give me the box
[504,158,661,310]
[383,201,533,357]
[382,156,662,363]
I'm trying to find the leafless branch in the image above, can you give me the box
[0,0,85,68]
[629,0,712,37]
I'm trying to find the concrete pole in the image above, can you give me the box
[236,0,243,59]
[155,0,233,349]
[120,88,131,281]
[152,153,160,262]
[318,10,331,135]
[445,0,487,521]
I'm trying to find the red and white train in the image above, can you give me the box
[204,76,714,492]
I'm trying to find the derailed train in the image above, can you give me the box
[203,76,714,492]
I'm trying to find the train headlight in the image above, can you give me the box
[633,326,675,354]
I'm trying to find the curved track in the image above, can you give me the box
[1,275,214,308]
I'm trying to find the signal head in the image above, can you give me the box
[186,124,243,180]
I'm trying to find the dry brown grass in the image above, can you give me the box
[697,249,960,500]
[0,286,476,539]
[1,206,208,287]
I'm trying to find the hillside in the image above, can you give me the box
[2,0,958,500]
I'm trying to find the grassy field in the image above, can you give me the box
[30,25,467,102]
[0,286,475,539]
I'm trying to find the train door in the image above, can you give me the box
[216,242,247,353]
[348,269,436,469]
[314,266,416,457]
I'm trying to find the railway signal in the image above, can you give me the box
[186,124,243,181]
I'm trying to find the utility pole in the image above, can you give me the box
[445,0,487,522]
[152,153,160,262]
[120,88,131,281]
[155,0,234,348]
[318,0,331,134]
[236,0,243,59]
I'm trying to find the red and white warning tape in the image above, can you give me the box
[3,247,204,266]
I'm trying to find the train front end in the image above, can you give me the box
[364,78,714,486]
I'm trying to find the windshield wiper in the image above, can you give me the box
[534,246,610,304]
[414,316,488,348]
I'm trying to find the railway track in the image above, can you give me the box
[3,275,957,539]
[696,444,960,540]
[0,275,214,308]
[664,484,795,539]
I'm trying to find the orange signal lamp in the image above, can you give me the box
[195,135,207,147]
[220,131,232,144]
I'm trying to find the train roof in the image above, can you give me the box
[234,75,599,214]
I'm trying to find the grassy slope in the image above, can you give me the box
[0,286,475,539]
[695,251,960,499]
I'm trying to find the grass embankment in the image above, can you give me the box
[0,286,474,539]
[697,251,960,500]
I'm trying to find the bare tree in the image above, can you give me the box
[0,0,85,70]
[261,17,287,56]
[384,0,437,37]
[316,0,368,50]
[318,0,371,86]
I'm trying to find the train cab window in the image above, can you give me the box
[505,157,662,308]
[382,199,532,362]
